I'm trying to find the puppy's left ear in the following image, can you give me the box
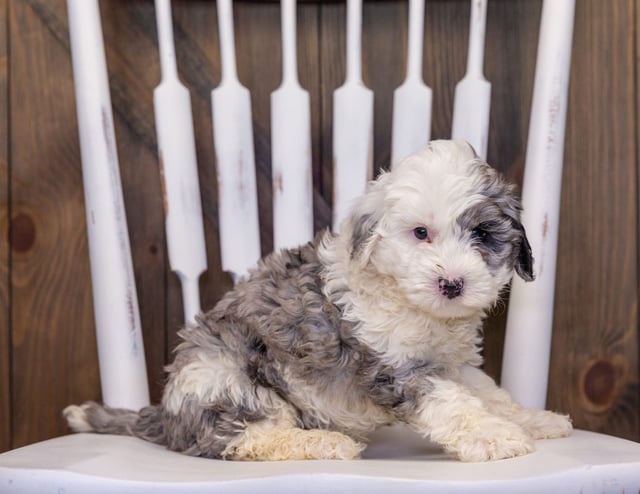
[345,172,390,266]
[515,223,535,281]
[350,211,380,265]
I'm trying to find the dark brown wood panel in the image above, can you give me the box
[485,0,540,176]
[547,0,639,441]
[318,1,342,216]
[423,1,464,140]
[363,1,405,170]
[9,0,99,448]
[296,3,326,228]
[0,0,10,454]
[235,1,281,256]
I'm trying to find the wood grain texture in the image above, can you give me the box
[546,0,639,441]
[0,0,10,454]
[296,2,326,231]
[9,0,100,448]
[3,0,639,449]
[318,1,342,220]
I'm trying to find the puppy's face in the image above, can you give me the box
[347,140,533,319]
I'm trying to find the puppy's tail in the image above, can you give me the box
[63,401,166,446]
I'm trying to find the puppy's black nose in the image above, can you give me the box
[438,277,464,299]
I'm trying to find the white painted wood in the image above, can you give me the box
[391,0,431,167]
[3,429,640,492]
[271,0,314,251]
[451,0,490,160]
[502,0,576,409]
[332,0,374,231]
[67,0,149,410]
[153,0,207,323]
[212,0,261,282]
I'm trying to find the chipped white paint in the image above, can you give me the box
[332,0,374,231]
[502,0,576,409]
[67,0,149,410]
[451,0,490,160]
[154,0,207,323]
[271,0,314,251]
[391,0,431,168]
[212,0,261,282]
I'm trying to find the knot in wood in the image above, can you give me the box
[581,359,616,412]
[10,213,36,253]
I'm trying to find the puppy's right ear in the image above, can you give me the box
[344,172,390,266]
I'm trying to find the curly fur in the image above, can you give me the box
[64,140,571,462]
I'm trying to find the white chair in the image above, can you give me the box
[1,0,639,492]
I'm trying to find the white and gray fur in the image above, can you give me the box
[65,140,571,462]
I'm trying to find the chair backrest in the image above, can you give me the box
[66,0,575,412]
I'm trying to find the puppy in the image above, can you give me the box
[64,140,572,462]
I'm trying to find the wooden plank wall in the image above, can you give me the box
[548,0,639,441]
[0,0,9,454]
[0,0,638,451]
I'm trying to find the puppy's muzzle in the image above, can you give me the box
[438,277,464,299]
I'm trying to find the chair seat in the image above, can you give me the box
[1,426,639,493]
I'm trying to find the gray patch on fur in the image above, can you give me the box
[359,358,447,419]
[163,395,265,458]
[458,160,534,281]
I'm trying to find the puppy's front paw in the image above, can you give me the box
[450,418,534,462]
[515,409,573,440]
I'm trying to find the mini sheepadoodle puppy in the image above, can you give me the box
[65,140,572,462]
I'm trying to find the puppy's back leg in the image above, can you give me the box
[222,423,365,461]
[459,365,572,440]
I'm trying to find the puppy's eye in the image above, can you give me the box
[472,227,490,243]
[413,226,430,241]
